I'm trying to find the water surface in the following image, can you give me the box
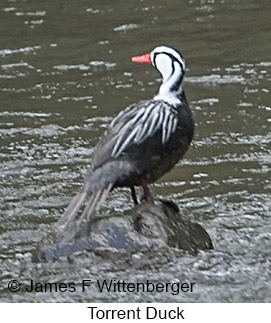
[0,0,270,302]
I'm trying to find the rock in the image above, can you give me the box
[32,200,213,262]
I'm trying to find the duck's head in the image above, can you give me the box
[132,45,186,102]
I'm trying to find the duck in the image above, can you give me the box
[57,45,194,228]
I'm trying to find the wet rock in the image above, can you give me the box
[32,200,213,263]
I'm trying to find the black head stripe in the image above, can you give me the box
[153,51,185,74]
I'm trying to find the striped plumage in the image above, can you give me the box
[108,100,179,157]
[57,45,194,228]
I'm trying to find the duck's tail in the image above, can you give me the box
[56,161,133,229]
[56,183,113,229]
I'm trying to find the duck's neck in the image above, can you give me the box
[153,63,184,106]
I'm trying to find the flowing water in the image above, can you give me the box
[0,0,270,302]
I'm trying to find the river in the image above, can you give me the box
[0,0,270,302]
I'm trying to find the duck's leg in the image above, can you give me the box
[130,186,138,204]
[142,183,153,202]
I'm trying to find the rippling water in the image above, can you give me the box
[0,0,270,302]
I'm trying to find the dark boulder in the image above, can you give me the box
[32,200,213,262]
